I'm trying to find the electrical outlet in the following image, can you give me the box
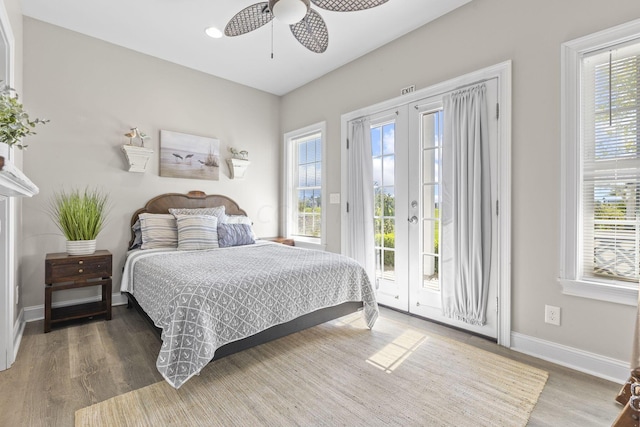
[545,305,561,326]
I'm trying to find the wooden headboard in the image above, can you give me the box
[129,190,247,247]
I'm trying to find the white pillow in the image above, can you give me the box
[220,214,257,239]
[139,213,178,249]
[169,206,225,222]
[175,214,219,251]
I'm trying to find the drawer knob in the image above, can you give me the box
[78,260,84,265]
[78,269,83,273]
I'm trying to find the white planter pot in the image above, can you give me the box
[66,240,97,256]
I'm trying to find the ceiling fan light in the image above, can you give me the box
[204,26,223,39]
[269,0,310,25]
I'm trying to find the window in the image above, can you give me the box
[283,123,326,248]
[560,21,640,305]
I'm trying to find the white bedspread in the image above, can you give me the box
[121,242,378,388]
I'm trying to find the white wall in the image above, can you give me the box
[21,18,281,309]
[280,0,640,361]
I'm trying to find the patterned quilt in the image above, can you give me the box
[121,242,379,388]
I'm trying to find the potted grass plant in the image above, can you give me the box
[49,188,109,255]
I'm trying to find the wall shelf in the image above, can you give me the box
[226,158,250,179]
[0,156,39,198]
[121,145,153,173]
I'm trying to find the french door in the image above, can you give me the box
[372,79,499,339]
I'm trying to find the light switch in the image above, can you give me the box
[329,193,340,204]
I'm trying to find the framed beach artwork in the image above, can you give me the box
[160,130,220,180]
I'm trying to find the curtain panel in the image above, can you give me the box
[441,83,492,325]
[346,118,375,282]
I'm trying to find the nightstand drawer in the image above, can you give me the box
[45,250,112,283]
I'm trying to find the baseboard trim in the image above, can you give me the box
[510,331,629,384]
[24,293,128,323]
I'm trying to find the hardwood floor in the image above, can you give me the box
[0,305,622,426]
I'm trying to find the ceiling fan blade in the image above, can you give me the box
[290,9,328,53]
[224,2,274,37]
[310,0,388,12]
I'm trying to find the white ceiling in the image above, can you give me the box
[21,0,471,96]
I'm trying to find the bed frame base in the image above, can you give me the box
[124,292,363,361]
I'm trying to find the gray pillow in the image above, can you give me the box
[129,219,143,250]
[217,223,255,248]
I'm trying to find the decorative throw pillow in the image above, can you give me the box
[139,213,178,249]
[220,214,257,239]
[129,219,143,250]
[169,206,225,222]
[217,223,255,248]
[175,214,219,251]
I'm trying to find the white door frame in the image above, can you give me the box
[341,61,512,346]
[0,0,16,371]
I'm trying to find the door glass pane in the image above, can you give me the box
[421,110,443,291]
[423,184,439,220]
[423,219,439,255]
[382,187,395,216]
[372,120,396,282]
[382,124,395,154]
[383,155,395,186]
[423,148,440,183]
[423,255,439,290]
[375,248,383,276]
[371,127,382,156]
[384,250,395,279]
[422,111,442,148]
[372,157,382,187]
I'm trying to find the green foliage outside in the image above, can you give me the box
[297,194,321,237]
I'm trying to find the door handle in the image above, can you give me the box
[408,216,418,224]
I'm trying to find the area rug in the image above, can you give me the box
[75,313,548,426]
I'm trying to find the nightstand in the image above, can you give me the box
[270,237,295,246]
[44,250,112,333]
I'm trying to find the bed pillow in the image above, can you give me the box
[220,214,257,239]
[175,214,219,251]
[139,213,178,249]
[217,223,255,248]
[169,206,225,222]
[129,219,143,250]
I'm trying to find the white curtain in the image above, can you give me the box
[345,118,375,282]
[441,83,492,326]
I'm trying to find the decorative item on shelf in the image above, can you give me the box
[121,127,153,173]
[49,187,110,255]
[0,83,48,151]
[227,147,250,179]
[0,83,47,197]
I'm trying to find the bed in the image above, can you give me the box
[121,191,379,388]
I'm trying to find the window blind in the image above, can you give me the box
[581,41,640,283]
[292,132,322,238]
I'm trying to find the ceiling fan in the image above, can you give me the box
[225,0,389,54]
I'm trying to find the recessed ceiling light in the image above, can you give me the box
[205,27,223,39]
